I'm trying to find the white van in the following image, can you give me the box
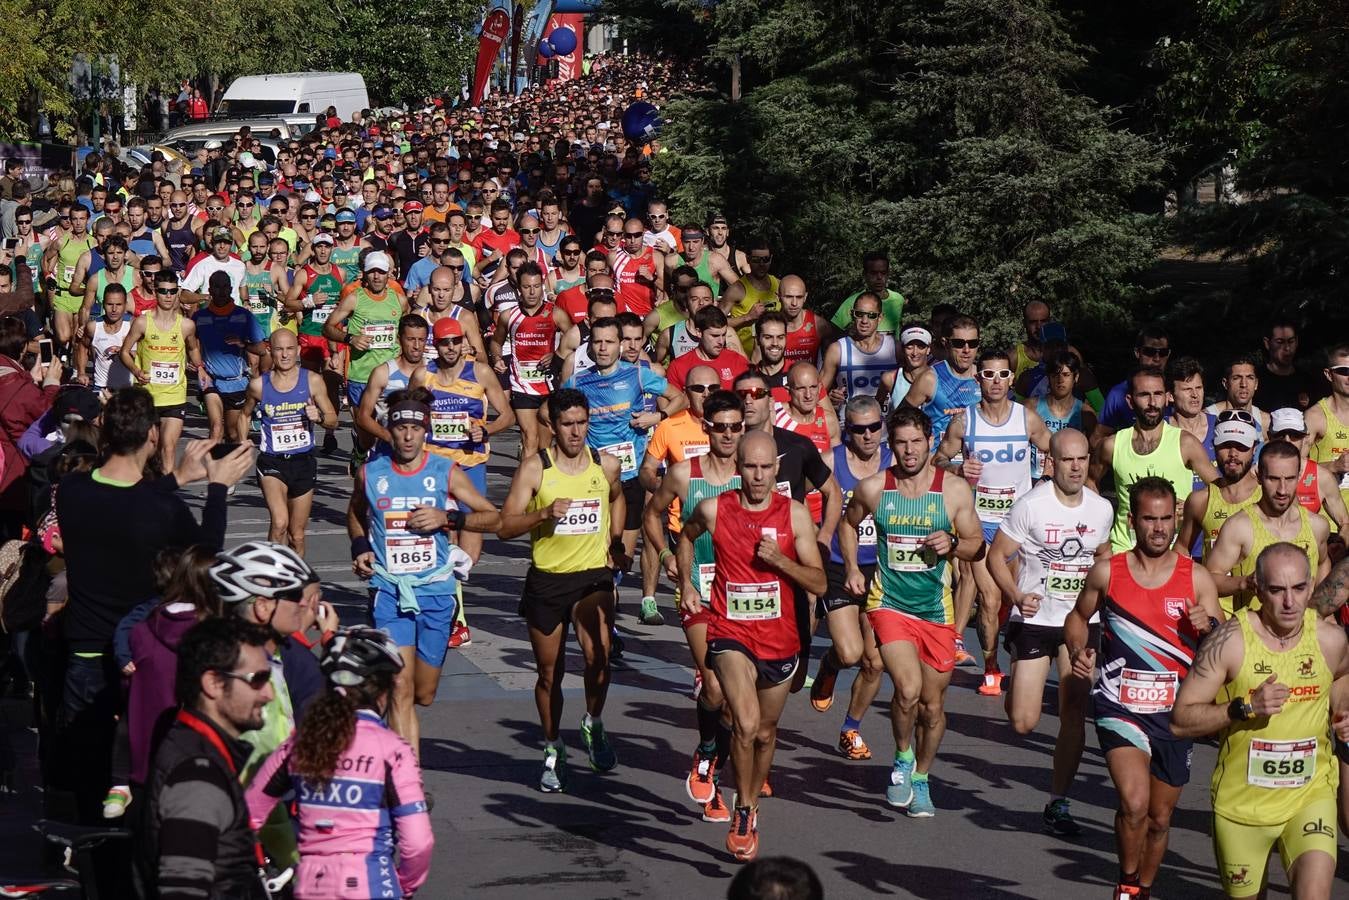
[217,73,370,127]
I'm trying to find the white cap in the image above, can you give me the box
[363,250,392,272]
[900,326,932,346]
[512,132,526,142]
[1270,407,1307,435]
[203,139,223,150]
[304,189,322,202]
[238,151,257,169]
[1213,419,1259,449]
[310,232,334,246]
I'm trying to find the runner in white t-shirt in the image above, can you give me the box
[986,427,1113,837]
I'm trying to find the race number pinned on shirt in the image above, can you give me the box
[363,322,396,350]
[310,306,333,324]
[682,443,710,460]
[516,359,549,384]
[270,421,312,453]
[886,534,934,572]
[1119,669,1178,714]
[975,485,1017,521]
[555,498,602,535]
[1247,737,1317,789]
[857,515,878,547]
[600,441,637,477]
[383,511,436,575]
[149,360,182,385]
[696,563,717,599]
[431,411,472,444]
[1046,561,1089,604]
[726,581,782,621]
[774,481,792,498]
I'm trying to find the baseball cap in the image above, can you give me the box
[52,386,101,423]
[363,251,392,272]
[210,228,232,243]
[1270,407,1308,435]
[203,140,223,150]
[432,317,464,341]
[372,204,394,220]
[335,209,357,224]
[900,326,933,346]
[1213,419,1259,449]
[310,232,335,246]
[403,200,424,213]
[257,173,275,185]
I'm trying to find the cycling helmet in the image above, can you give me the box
[209,540,320,605]
[321,626,405,687]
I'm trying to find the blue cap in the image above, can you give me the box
[257,172,275,185]
[335,209,357,223]
[292,178,309,190]
[372,204,394,220]
[324,147,337,160]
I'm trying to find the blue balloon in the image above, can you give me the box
[537,40,555,59]
[622,101,662,143]
[548,26,578,56]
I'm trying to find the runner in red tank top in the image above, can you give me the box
[772,363,841,522]
[779,275,833,368]
[489,262,572,458]
[678,430,826,862]
[1265,408,1349,529]
[610,217,664,317]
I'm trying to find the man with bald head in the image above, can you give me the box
[415,262,487,360]
[678,426,827,860]
[987,428,1115,835]
[610,215,665,317]
[777,275,832,368]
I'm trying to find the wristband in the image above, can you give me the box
[341,332,352,345]
[350,536,372,559]
[659,548,673,563]
[446,507,467,531]
[1208,616,1220,633]
[658,409,669,420]
[610,537,626,559]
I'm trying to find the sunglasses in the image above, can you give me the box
[301,213,318,220]
[948,338,980,349]
[155,287,179,295]
[1138,345,1171,358]
[1217,409,1256,425]
[750,255,772,263]
[852,310,880,320]
[623,231,644,238]
[215,668,272,689]
[15,219,31,225]
[519,227,540,235]
[736,388,770,400]
[604,230,623,237]
[170,203,187,208]
[1329,365,1349,377]
[706,420,745,434]
[562,248,582,255]
[430,238,450,245]
[445,264,465,272]
[587,289,616,300]
[847,421,884,434]
[980,368,1013,380]
[237,202,254,208]
[686,383,719,394]
[437,336,464,345]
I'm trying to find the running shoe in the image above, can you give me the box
[540,745,566,793]
[953,636,976,666]
[838,729,872,760]
[1042,798,1081,836]
[809,665,837,713]
[610,633,625,660]
[725,804,759,861]
[322,431,338,455]
[581,717,617,772]
[702,790,731,823]
[977,670,1004,696]
[906,779,935,818]
[885,756,914,808]
[1113,883,1144,899]
[448,624,472,649]
[102,785,131,819]
[638,596,664,626]
[686,751,717,805]
[691,670,703,702]
[759,777,773,799]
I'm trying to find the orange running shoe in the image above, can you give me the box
[809,665,837,712]
[725,804,759,861]
[977,670,1004,696]
[838,729,872,760]
[759,777,773,799]
[702,789,731,823]
[685,750,717,805]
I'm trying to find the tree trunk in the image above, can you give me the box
[730,54,741,102]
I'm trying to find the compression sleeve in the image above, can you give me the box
[1084,387,1105,415]
[388,737,434,895]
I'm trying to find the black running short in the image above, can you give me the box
[708,638,799,687]
[256,451,318,496]
[519,565,615,634]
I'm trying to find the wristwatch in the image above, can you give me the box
[1228,697,1255,722]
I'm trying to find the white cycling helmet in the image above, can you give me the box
[209,540,319,605]
[321,626,404,687]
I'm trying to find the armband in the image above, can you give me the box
[609,537,626,559]
[350,536,372,559]
[658,408,669,421]
[1084,387,1105,415]
[446,507,467,531]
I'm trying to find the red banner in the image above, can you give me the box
[473,9,512,106]
[545,14,585,82]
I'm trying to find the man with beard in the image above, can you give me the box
[1176,417,1262,563]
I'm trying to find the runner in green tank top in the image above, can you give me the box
[838,405,982,818]
[323,251,408,394]
[286,236,346,338]
[1090,368,1218,551]
[643,388,746,821]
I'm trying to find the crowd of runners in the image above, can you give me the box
[4,50,1349,900]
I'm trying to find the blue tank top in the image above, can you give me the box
[1033,396,1084,479]
[363,453,457,596]
[889,370,914,410]
[923,361,980,441]
[129,228,157,259]
[537,228,564,263]
[259,371,314,456]
[829,442,893,566]
[565,361,667,481]
[424,361,488,462]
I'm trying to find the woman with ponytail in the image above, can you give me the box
[245,626,434,898]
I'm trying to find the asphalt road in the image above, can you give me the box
[5,412,1348,899]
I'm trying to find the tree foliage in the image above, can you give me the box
[633,0,1164,341]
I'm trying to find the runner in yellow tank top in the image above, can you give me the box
[1172,543,1349,900]
[1177,417,1261,561]
[1305,346,1349,512]
[499,388,628,791]
[120,272,203,474]
[1205,442,1331,616]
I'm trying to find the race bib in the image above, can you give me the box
[61,264,76,283]
[516,359,548,383]
[1046,561,1089,604]
[310,306,333,324]
[886,533,934,572]
[695,562,716,598]
[270,421,312,453]
[774,480,792,498]
[555,498,602,535]
[149,360,181,386]
[1247,737,1317,789]
[383,512,436,575]
[600,441,637,477]
[726,581,781,621]
[682,443,709,460]
[1119,669,1178,714]
[975,484,1017,521]
[363,322,396,349]
[431,410,472,443]
[857,515,877,547]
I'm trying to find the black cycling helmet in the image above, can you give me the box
[321,626,404,687]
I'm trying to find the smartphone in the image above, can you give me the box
[209,441,242,460]
[38,338,53,365]
[3,237,17,250]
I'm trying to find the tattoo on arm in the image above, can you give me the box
[1313,557,1349,617]
[1189,617,1240,678]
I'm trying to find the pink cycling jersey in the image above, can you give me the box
[245,711,433,898]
